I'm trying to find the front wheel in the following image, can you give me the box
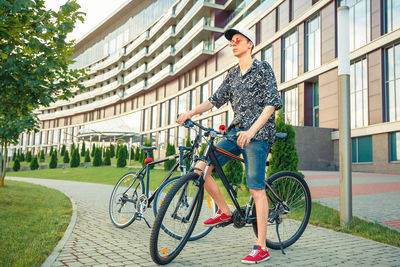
[109,172,144,228]
[153,176,217,241]
[252,171,311,249]
[150,172,203,265]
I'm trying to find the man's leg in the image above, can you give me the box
[250,189,268,248]
[194,161,231,216]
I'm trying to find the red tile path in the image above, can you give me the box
[382,220,400,230]
[305,173,398,180]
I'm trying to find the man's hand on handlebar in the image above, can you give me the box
[177,111,193,126]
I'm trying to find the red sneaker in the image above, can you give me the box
[241,245,270,264]
[203,209,232,226]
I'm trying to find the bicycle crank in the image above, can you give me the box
[136,194,148,214]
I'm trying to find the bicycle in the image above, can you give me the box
[108,131,218,241]
[149,119,312,265]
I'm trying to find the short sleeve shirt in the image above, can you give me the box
[208,59,282,144]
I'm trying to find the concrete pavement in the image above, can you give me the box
[8,172,400,266]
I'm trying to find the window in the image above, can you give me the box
[212,115,222,129]
[341,0,370,51]
[350,58,368,128]
[178,93,187,115]
[212,75,224,95]
[168,128,175,145]
[282,87,298,125]
[385,44,400,122]
[312,83,319,127]
[200,83,209,104]
[384,0,400,33]
[282,31,298,82]
[151,106,157,130]
[189,89,197,110]
[159,103,165,127]
[305,15,321,72]
[142,109,148,131]
[178,127,186,146]
[352,135,373,163]
[389,132,400,161]
[168,99,176,125]
[158,130,165,150]
[261,46,273,67]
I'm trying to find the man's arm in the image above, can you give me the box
[236,105,275,149]
[176,100,214,125]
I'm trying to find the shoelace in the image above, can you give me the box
[249,249,259,257]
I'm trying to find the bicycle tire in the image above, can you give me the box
[252,171,311,249]
[150,172,203,265]
[109,172,145,228]
[153,175,217,241]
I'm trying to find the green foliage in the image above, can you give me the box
[84,149,90,163]
[12,158,20,172]
[49,146,54,157]
[81,142,86,157]
[12,152,16,161]
[92,147,102,167]
[70,143,75,154]
[223,159,244,184]
[63,150,70,164]
[49,151,58,169]
[184,133,192,170]
[164,143,176,171]
[130,147,135,160]
[30,156,39,170]
[110,144,115,158]
[91,144,96,157]
[70,149,80,168]
[39,149,45,162]
[267,110,302,177]
[199,143,207,157]
[116,145,121,159]
[19,150,25,162]
[25,150,32,162]
[134,146,140,161]
[61,144,66,156]
[104,148,111,166]
[116,147,126,168]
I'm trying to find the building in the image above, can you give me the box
[13,0,400,174]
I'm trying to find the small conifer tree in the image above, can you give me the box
[84,149,91,163]
[63,150,70,164]
[49,146,54,156]
[92,147,102,166]
[39,149,45,162]
[13,158,20,172]
[110,144,115,158]
[104,148,111,166]
[30,156,39,170]
[25,150,32,162]
[70,149,80,168]
[19,150,25,162]
[134,146,140,161]
[116,147,126,167]
[164,142,176,171]
[49,151,58,169]
[61,144,66,156]
[130,147,135,160]
[81,141,86,156]
[91,144,96,157]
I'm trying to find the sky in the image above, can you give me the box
[45,0,128,42]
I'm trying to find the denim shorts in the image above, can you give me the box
[214,128,271,190]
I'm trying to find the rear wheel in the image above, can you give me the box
[252,171,311,249]
[150,172,203,265]
[109,172,144,228]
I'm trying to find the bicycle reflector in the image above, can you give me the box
[219,124,226,134]
[144,157,153,164]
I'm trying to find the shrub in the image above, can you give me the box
[13,158,20,172]
[12,152,16,161]
[61,144,66,156]
[49,146,54,157]
[183,133,192,171]
[116,147,126,168]
[92,147,102,166]
[49,151,58,169]
[164,142,176,171]
[104,148,111,166]
[84,149,91,163]
[70,149,80,168]
[25,150,32,162]
[63,150,70,164]
[81,142,86,156]
[30,156,39,170]
[19,150,25,162]
[91,144,96,157]
[39,149,45,162]
[267,109,303,178]
[223,159,243,184]
[130,147,135,160]
[134,146,140,161]
[70,143,75,153]
[110,144,115,158]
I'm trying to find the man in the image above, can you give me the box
[177,28,282,264]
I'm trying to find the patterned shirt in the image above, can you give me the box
[209,59,282,144]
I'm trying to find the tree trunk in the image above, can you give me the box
[0,140,8,187]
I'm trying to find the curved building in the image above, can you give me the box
[14,0,400,174]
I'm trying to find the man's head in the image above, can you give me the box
[224,28,255,57]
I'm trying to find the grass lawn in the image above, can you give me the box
[0,180,71,267]
[6,166,400,248]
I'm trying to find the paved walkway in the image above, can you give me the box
[8,172,400,267]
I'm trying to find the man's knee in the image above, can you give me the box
[250,189,267,201]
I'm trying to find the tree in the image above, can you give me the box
[134,146,140,161]
[70,149,80,168]
[49,151,58,169]
[63,150,70,164]
[267,110,302,177]
[91,144,96,157]
[116,147,126,168]
[184,133,192,171]
[70,143,75,154]
[19,150,25,162]
[25,150,32,162]
[110,144,115,158]
[81,141,86,157]
[104,148,111,166]
[12,158,20,172]
[116,145,121,159]
[130,147,135,160]
[39,149,45,162]
[84,149,91,163]
[0,0,85,187]
[30,156,39,170]
[12,151,16,161]
[61,144,66,156]
[164,143,176,171]
[92,147,102,166]
[49,146,54,156]
[223,159,244,184]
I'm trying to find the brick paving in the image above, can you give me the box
[8,174,400,267]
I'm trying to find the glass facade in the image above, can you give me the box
[159,103,165,127]
[261,46,272,67]
[313,83,319,127]
[305,15,320,72]
[385,43,400,122]
[190,89,197,110]
[384,0,400,33]
[350,58,368,128]
[283,31,298,82]
[168,99,176,125]
[342,0,370,51]
[151,106,157,130]
[178,93,187,115]
[389,131,400,161]
[352,135,373,163]
[200,83,209,103]
[283,87,298,125]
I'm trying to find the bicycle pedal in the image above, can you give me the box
[215,221,233,228]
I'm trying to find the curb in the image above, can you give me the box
[41,193,78,267]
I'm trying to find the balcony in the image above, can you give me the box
[96,50,124,70]
[124,80,146,98]
[148,26,174,56]
[175,0,203,35]
[175,0,190,16]
[174,41,213,73]
[147,65,172,88]
[148,7,174,39]
[125,47,147,70]
[147,46,173,72]
[98,66,121,83]
[125,31,148,56]
[82,78,97,88]
[124,64,147,85]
